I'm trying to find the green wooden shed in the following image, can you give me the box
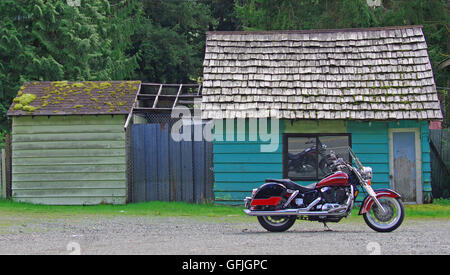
[7,80,141,205]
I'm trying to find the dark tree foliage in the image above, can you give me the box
[0,0,140,130]
[235,0,448,83]
[0,0,448,131]
[132,0,216,84]
[235,0,449,123]
[201,0,241,31]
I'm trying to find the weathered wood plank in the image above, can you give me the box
[13,132,125,142]
[214,163,283,173]
[13,164,126,174]
[131,125,146,202]
[13,115,126,126]
[13,188,126,198]
[13,196,126,205]
[13,156,125,165]
[13,148,125,158]
[13,140,125,150]
[13,124,124,135]
[169,134,182,201]
[193,141,205,203]
[181,138,194,203]
[13,172,126,182]
[213,143,282,153]
[214,153,282,164]
[145,124,158,201]
[157,123,170,201]
[214,172,282,183]
[214,191,251,204]
[13,180,126,189]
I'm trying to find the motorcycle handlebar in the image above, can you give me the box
[330,157,349,171]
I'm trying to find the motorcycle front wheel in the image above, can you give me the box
[363,197,405,232]
[257,216,296,232]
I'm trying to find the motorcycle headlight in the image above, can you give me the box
[362,167,373,179]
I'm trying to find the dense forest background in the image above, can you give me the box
[0,0,449,132]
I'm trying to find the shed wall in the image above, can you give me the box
[213,119,431,204]
[213,119,282,204]
[12,115,127,205]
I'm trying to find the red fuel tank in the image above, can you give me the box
[316,172,349,188]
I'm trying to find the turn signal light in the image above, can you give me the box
[368,180,372,186]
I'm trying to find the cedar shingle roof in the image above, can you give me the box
[7,81,141,116]
[201,26,443,120]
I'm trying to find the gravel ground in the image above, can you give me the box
[0,215,449,255]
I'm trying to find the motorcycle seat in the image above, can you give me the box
[288,152,303,160]
[265,179,317,193]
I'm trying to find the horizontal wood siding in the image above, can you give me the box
[214,120,346,204]
[349,120,431,202]
[213,119,282,204]
[12,115,126,205]
[214,119,430,204]
[347,121,390,200]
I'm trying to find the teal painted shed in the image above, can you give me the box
[7,81,141,205]
[201,26,443,204]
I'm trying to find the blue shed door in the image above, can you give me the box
[392,131,416,202]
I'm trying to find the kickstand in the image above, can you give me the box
[323,222,332,232]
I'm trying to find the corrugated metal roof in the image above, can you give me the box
[7,81,141,116]
[201,25,443,120]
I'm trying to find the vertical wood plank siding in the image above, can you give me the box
[130,123,214,203]
[214,119,431,204]
[12,115,127,205]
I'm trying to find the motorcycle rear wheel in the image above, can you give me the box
[257,215,296,232]
[363,197,404,232]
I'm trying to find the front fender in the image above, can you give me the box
[359,189,401,215]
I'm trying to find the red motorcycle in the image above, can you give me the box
[244,148,405,232]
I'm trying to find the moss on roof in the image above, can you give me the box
[8,81,141,116]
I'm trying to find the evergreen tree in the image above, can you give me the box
[133,0,216,83]
[0,0,140,130]
[201,0,241,31]
[235,0,449,90]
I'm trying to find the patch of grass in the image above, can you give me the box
[403,198,450,218]
[0,199,449,220]
[0,200,245,218]
[346,199,450,219]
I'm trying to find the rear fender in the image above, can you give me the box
[359,189,401,215]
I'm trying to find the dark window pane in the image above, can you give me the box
[287,137,317,179]
[318,136,350,178]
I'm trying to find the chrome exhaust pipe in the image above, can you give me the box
[243,208,347,217]
[243,209,298,216]
[244,186,353,217]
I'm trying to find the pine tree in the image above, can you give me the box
[0,0,140,130]
[234,0,449,88]
[133,0,216,83]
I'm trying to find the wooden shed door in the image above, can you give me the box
[390,129,421,203]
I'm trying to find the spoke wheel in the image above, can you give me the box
[257,215,296,232]
[363,197,404,232]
